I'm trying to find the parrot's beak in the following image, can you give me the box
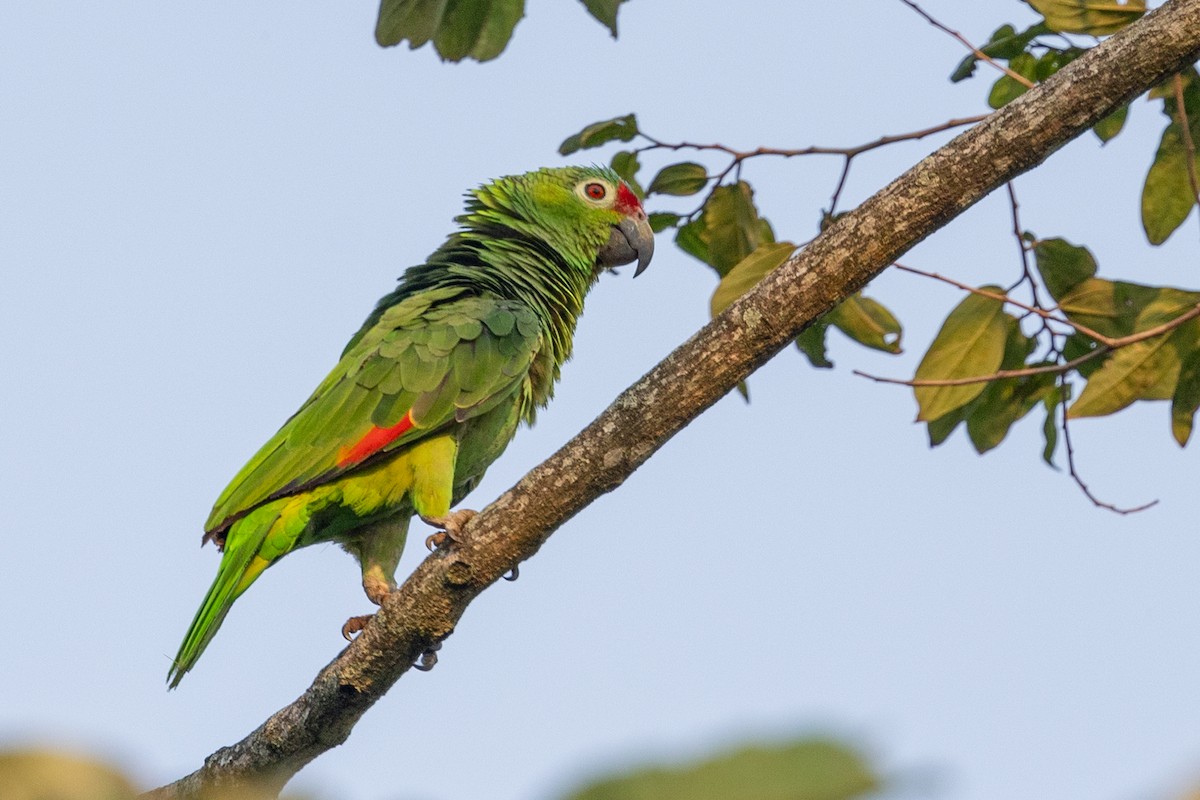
[623,212,655,277]
[598,211,655,276]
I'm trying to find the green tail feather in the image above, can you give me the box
[167,519,273,689]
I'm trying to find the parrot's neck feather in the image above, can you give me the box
[395,225,598,370]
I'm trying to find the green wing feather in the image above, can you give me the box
[205,291,543,536]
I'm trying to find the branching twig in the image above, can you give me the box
[1060,391,1160,513]
[638,116,989,162]
[637,114,989,217]
[896,0,1037,89]
[144,4,1200,797]
[891,263,1107,341]
[853,302,1200,388]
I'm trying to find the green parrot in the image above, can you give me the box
[168,166,653,688]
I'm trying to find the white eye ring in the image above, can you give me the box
[577,180,612,204]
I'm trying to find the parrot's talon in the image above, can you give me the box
[420,509,478,549]
[341,614,375,641]
[503,565,520,582]
[414,641,442,672]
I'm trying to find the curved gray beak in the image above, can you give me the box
[598,212,655,276]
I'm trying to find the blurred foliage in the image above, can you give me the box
[374,0,629,60]
[560,737,881,800]
[0,750,136,800]
[0,748,312,800]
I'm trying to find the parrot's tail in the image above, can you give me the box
[167,516,275,689]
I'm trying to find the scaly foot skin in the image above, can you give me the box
[343,574,398,640]
[342,614,374,641]
[422,508,479,550]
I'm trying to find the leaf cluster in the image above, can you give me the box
[562,737,879,800]
[914,238,1200,460]
[954,3,1199,245]
[374,0,629,62]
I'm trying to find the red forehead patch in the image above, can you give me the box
[615,182,642,214]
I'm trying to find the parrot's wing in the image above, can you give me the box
[205,290,544,534]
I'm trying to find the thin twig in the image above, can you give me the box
[854,348,1104,387]
[1172,73,1200,240]
[892,263,1111,343]
[853,302,1200,388]
[1005,183,1042,299]
[896,0,1037,89]
[1060,389,1159,514]
[640,114,989,220]
[639,115,988,162]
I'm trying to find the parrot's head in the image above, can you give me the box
[470,165,655,278]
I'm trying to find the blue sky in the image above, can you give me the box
[3,1,1200,799]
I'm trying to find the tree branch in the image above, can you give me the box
[144,2,1200,797]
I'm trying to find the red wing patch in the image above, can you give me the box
[337,410,415,468]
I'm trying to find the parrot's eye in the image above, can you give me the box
[584,182,607,200]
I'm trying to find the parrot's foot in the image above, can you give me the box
[413,641,442,672]
[422,509,478,550]
[504,565,520,582]
[341,614,374,641]
[362,574,396,606]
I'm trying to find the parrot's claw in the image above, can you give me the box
[341,614,374,641]
[413,641,442,672]
[504,565,520,582]
[421,509,479,550]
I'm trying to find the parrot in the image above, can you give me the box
[167,165,653,688]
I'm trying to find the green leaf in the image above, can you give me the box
[965,318,1055,454]
[1142,78,1200,244]
[913,290,1009,422]
[1035,48,1084,81]
[1093,104,1129,143]
[676,181,774,277]
[578,0,627,37]
[1063,332,1106,377]
[647,212,680,233]
[987,50,1083,109]
[950,23,1049,83]
[558,114,639,156]
[826,295,903,354]
[562,737,880,800]
[1041,385,1066,467]
[610,150,644,199]
[1034,237,1097,300]
[1142,123,1200,244]
[987,53,1037,109]
[710,242,796,317]
[1068,324,1191,418]
[1172,347,1200,446]
[927,403,970,447]
[376,0,525,62]
[1024,0,1145,35]
[796,321,834,369]
[1055,278,1199,340]
[647,162,709,197]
